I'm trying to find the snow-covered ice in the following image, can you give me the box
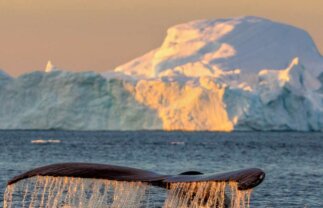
[0,16,322,131]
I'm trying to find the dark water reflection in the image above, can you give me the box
[0,131,322,207]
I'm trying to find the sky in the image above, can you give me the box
[0,0,322,76]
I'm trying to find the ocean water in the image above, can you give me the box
[0,130,322,207]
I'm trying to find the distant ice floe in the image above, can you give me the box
[169,141,186,145]
[31,140,61,144]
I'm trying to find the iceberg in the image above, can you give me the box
[45,61,59,73]
[0,71,161,130]
[0,69,11,81]
[0,16,322,131]
[115,16,323,79]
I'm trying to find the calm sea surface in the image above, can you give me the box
[0,131,322,207]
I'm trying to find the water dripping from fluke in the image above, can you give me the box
[4,163,265,208]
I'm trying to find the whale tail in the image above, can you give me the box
[5,163,265,208]
[7,162,265,190]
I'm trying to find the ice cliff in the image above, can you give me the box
[0,71,161,130]
[0,16,322,131]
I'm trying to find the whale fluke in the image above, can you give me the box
[8,162,265,190]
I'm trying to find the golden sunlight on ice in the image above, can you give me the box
[45,61,57,73]
[126,78,234,132]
